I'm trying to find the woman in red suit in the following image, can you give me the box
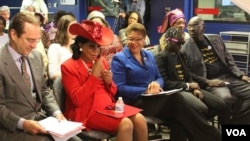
[61,20,148,141]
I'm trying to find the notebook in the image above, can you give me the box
[141,88,182,96]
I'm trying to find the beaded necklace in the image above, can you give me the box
[82,60,94,74]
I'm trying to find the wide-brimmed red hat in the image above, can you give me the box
[69,20,114,46]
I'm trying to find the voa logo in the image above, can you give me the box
[226,129,246,136]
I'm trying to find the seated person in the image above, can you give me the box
[44,10,75,45]
[157,8,189,51]
[181,16,250,124]
[119,11,150,47]
[111,22,221,141]
[47,14,77,81]
[87,10,123,66]
[20,0,49,23]
[0,12,67,141]
[155,27,225,119]
[33,12,49,76]
[121,0,146,24]
[61,20,148,141]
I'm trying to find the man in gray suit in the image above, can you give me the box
[0,12,65,141]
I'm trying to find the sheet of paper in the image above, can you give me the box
[51,130,82,141]
[39,117,84,141]
[141,88,182,96]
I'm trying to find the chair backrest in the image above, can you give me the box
[52,77,66,112]
[144,45,160,56]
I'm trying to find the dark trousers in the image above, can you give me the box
[179,89,226,119]
[0,129,53,141]
[206,74,250,124]
[131,93,221,141]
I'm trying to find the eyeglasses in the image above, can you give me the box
[127,37,144,43]
[26,38,40,44]
[187,24,200,30]
[166,38,185,45]
[128,17,138,21]
[175,21,186,26]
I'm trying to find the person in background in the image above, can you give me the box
[181,16,250,124]
[158,8,189,51]
[0,12,66,141]
[61,20,148,141]
[0,15,8,47]
[122,0,146,24]
[44,10,75,46]
[91,0,118,16]
[87,10,123,66]
[47,14,77,81]
[155,27,225,120]
[111,22,221,141]
[0,5,10,32]
[20,0,49,23]
[23,5,51,53]
[119,11,150,47]
[25,5,36,13]
[33,12,49,77]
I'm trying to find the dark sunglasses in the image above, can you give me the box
[166,38,185,45]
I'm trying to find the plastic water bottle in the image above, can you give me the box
[115,97,124,113]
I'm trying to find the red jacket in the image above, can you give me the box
[61,57,117,125]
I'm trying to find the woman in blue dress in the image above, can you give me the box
[111,22,221,141]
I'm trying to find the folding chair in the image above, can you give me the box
[52,77,114,141]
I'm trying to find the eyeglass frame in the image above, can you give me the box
[174,21,186,26]
[26,38,41,44]
[127,37,144,43]
[186,23,203,30]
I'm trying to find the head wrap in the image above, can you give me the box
[157,8,185,33]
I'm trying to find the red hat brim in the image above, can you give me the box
[69,20,114,46]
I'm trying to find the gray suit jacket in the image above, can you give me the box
[0,44,60,134]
